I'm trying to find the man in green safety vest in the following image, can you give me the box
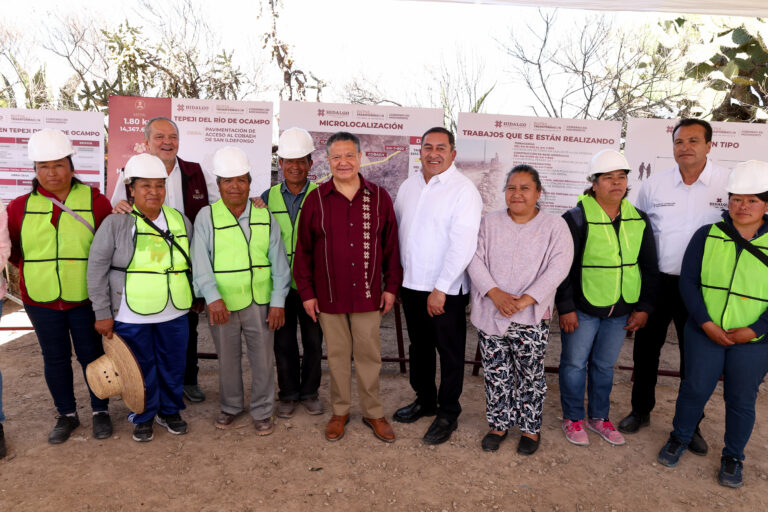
[192,146,291,435]
[253,127,325,419]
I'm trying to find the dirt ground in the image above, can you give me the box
[0,299,767,512]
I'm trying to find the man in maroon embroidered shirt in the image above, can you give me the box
[111,116,219,403]
[294,131,403,443]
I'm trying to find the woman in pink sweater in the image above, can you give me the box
[468,165,573,455]
[0,200,11,458]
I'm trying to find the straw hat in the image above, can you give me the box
[86,334,146,413]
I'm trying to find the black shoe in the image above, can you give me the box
[132,420,154,442]
[617,411,650,434]
[517,434,540,455]
[688,426,708,456]
[0,423,6,459]
[422,417,457,445]
[393,401,436,424]
[156,413,188,435]
[657,435,687,467]
[481,431,508,452]
[183,384,206,403]
[48,414,80,444]
[718,456,743,488]
[92,412,113,440]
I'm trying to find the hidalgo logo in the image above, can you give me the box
[177,104,185,112]
[135,100,146,111]
[666,125,675,134]
[494,120,502,128]
[317,109,325,117]
[710,197,727,209]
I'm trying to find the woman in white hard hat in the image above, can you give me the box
[555,149,659,447]
[467,165,573,455]
[87,153,194,443]
[657,160,768,488]
[7,129,114,444]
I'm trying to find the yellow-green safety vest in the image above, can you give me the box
[580,195,646,308]
[700,223,768,342]
[20,183,94,303]
[125,205,192,315]
[211,200,272,310]
[268,182,317,288]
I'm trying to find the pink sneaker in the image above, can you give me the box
[587,418,625,446]
[562,419,589,446]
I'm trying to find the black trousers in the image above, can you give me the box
[400,287,469,421]
[274,288,324,401]
[184,311,199,386]
[631,273,689,415]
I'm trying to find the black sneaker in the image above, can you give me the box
[48,414,80,444]
[0,423,6,459]
[718,456,743,488]
[156,413,188,435]
[132,420,154,442]
[657,435,687,467]
[92,412,113,440]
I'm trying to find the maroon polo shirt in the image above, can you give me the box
[8,184,113,310]
[294,174,402,314]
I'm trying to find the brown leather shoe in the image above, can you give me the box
[215,411,240,430]
[363,417,396,443]
[254,417,274,436]
[325,414,350,441]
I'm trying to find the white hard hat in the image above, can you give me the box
[212,146,251,178]
[277,127,315,159]
[27,129,74,162]
[726,160,768,194]
[123,154,167,183]
[588,149,631,182]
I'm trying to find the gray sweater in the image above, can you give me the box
[87,211,193,321]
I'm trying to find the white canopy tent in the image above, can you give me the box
[421,0,768,18]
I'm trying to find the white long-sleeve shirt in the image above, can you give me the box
[636,158,730,275]
[394,164,482,294]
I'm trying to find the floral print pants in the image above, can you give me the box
[479,320,550,434]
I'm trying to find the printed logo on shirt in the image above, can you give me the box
[709,197,727,209]
[652,202,676,208]
[192,189,205,200]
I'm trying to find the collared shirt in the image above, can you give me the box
[394,164,482,294]
[111,158,219,214]
[260,180,312,224]
[293,174,403,314]
[190,203,290,308]
[636,158,730,275]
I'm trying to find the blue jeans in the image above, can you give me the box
[25,303,108,415]
[559,311,628,421]
[0,299,4,422]
[672,321,768,461]
[114,315,188,424]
